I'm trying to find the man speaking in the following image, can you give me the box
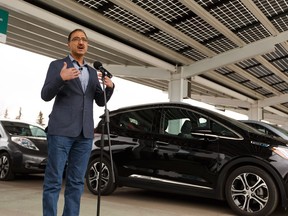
[41,28,114,216]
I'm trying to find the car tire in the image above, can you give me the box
[225,165,278,216]
[0,152,15,180]
[85,156,116,195]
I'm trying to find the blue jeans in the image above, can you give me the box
[43,134,92,216]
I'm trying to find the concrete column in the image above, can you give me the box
[248,103,263,120]
[168,66,189,102]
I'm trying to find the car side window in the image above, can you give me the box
[160,108,200,138]
[30,125,46,137]
[246,123,266,134]
[210,121,238,137]
[117,109,154,133]
[161,108,238,139]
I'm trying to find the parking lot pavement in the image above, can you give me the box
[0,174,287,216]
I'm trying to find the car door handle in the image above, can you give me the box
[206,136,219,141]
[109,134,118,138]
[155,141,169,145]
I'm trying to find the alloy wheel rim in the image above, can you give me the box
[0,156,9,179]
[231,172,269,213]
[88,161,110,192]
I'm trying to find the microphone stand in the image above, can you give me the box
[96,71,115,216]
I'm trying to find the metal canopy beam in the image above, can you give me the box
[189,95,251,108]
[259,94,288,107]
[105,65,171,80]
[181,35,281,78]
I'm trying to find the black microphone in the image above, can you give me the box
[93,61,113,78]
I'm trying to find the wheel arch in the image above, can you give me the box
[0,149,13,162]
[0,149,15,180]
[88,149,111,164]
[0,147,11,155]
[217,157,288,208]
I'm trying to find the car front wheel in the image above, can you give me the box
[225,165,278,216]
[85,157,116,195]
[0,152,15,180]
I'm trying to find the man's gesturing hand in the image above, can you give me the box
[60,62,81,81]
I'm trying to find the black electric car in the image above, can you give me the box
[86,102,288,216]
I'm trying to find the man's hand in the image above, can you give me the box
[98,72,114,88]
[60,62,81,81]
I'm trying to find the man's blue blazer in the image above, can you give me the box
[41,56,114,138]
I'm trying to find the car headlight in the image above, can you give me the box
[11,137,39,151]
[272,146,288,159]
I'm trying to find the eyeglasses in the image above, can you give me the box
[70,37,88,43]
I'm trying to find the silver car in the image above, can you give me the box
[0,119,47,180]
[241,120,288,140]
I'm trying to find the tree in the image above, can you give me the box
[15,107,22,120]
[37,111,45,126]
[4,109,8,119]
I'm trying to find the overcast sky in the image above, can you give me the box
[0,43,247,126]
[0,43,170,125]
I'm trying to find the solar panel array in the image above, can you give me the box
[73,0,288,104]
[3,0,288,121]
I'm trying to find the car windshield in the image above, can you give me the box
[269,124,288,136]
[1,121,46,137]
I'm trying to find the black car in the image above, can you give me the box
[0,119,47,180]
[86,102,288,216]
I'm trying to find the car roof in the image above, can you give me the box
[109,102,211,114]
[107,102,223,119]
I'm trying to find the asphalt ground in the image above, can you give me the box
[0,174,287,216]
